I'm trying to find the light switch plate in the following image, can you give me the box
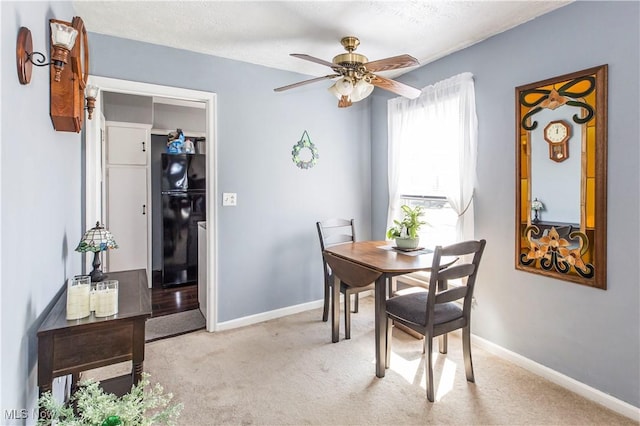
[222,193,237,206]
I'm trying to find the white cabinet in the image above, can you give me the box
[104,123,151,277]
[106,167,148,272]
[107,125,148,165]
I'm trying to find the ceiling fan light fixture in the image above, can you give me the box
[335,77,354,96]
[328,83,342,100]
[350,79,374,102]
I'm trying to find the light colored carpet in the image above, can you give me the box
[137,297,633,425]
[146,309,206,342]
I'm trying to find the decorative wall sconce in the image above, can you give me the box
[16,17,91,133]
[85,84,99,120]
[16,23,78,85]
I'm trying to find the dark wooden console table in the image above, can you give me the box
[37,269,151,400]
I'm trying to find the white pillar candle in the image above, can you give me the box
[94,280,119,317]
[66,278,91,320]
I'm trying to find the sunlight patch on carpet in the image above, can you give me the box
[387,350,458,400]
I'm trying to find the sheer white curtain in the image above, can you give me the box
[387,72,478,242]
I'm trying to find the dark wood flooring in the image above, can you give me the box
[151,270,199,318]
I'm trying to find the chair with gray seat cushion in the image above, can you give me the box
[385,239,486,401]
[316,219,375,339]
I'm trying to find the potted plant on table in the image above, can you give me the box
[386,204,427,250]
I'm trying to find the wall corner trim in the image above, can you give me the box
[471,335,640,421]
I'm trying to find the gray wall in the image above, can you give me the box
[102,92,153,124]
[371,1,639,406]
[89,34,373,321]
[153,103,206,134]
[1,1,83,421]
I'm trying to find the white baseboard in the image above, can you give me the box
[215,299,325,331]
[214,291,374,331]
[471,335,640,421]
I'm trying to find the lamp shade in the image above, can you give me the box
[350,79,374,102]
[76,222,118,253]
[50,22,78,50]
[327,83,342,100]
[531,198,544,211]
[334,77,354,96]
[85,84,99,99]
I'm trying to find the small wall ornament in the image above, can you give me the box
[291,130,319,170]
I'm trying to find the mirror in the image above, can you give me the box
[515,65,607,289]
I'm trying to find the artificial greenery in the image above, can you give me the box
[37,373,182,426]
[292,130,319,170]
[386,204,427,239]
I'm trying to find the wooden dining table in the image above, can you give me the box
[324,240,449,378]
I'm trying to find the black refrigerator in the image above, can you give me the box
[161,153,206,287]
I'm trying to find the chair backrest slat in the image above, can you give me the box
[324,234,354,246]
[426,239,486,320]
[316,219,356,251]
[437,264,476,281]
[435,286,468,304]
[438,240,484,257]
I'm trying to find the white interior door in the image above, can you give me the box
[106,166,148,272]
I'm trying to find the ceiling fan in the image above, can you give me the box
[274,36,421,108]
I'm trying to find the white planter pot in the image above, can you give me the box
[395,237,420,249]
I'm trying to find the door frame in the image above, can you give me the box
[84,76,218,332]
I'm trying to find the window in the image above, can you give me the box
[398,195,457,247]
[387,72,478,246]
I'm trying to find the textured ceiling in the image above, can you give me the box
[74,1,571,78]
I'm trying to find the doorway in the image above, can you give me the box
[84,76,217,332]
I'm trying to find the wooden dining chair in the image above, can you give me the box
[385,239,486,402]
[322,252,381,341]
[316,219,375,339]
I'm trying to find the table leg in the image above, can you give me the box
[70,372,80,396]
[38,334,53,421]
[375,275,387,378]
[132,318,147,383]
[331,275,340,343]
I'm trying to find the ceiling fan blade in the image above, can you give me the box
[371,75,422,99]
[364,54,419,73]
[290,54,343,70]
[274,74,340,92]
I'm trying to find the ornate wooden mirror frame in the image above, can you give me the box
[515,65,607,289]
